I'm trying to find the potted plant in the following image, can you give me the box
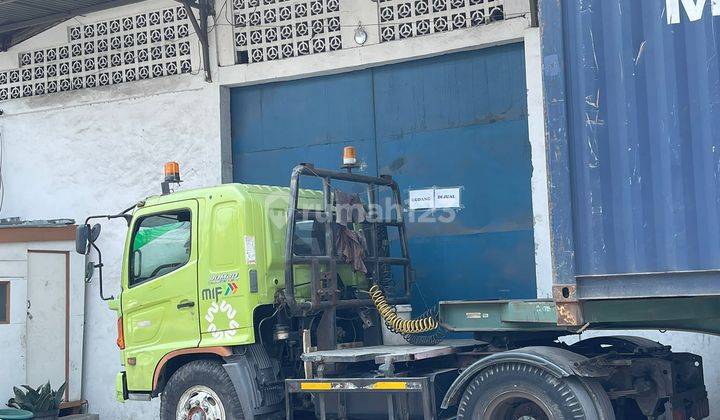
[6,382,66,420]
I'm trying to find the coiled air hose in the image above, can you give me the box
[369,284,438,334]
[368,226,446,344]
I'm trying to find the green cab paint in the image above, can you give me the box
[117,184,364,392]
[121,199,200,391]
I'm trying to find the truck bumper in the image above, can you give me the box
[285,377,436,419]
[116,372,129,403]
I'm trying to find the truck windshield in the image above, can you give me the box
[129,210,191,287]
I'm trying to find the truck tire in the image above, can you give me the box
[160,359,245,420]
[457,362,613,420]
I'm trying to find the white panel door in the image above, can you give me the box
[26,252,66,392]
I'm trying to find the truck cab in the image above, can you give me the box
[114,182,371,398]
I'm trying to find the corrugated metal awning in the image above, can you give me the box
[0,0,149,51]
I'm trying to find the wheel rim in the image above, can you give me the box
[480,391,553,420]
[176,385,226,420]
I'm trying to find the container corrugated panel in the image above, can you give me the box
[542,0,720,281]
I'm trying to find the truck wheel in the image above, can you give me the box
[160,359,245,420]
[457,362,612,420]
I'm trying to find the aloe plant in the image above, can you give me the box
[6,382,66,413]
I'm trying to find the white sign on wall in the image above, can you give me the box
[408,189,435,210]
[434,187,461,209]
[408,187,462,210]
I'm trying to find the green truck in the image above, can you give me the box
[76,158,713,419]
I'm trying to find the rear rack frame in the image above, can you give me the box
[283,164,412,317]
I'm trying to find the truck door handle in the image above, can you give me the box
[177,300,195,309]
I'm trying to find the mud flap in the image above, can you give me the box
[223,344,284,419]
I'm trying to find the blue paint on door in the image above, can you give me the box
[231,44,535,308]
[231,70,378,187]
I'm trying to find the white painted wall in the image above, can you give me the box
[0,241,85,403]
[524,27,553,300]
[0,81,223,418]
[0,3,223,417]
[0,254,26,403]
[214,1,530,86]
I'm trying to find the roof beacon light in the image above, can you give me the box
[161,161,182,195]
[342,146,359,172]
[164,161,181,183]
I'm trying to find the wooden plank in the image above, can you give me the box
[0,226,76,243]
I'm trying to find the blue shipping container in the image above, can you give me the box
[540,0,720,298]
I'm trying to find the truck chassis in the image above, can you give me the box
[277,335,708,419]
[273,165,713,419]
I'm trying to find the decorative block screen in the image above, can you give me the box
[232,0,342,64]
[378,0,504,42]
[0,6,194,101]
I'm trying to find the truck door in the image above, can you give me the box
[121,200,200,391]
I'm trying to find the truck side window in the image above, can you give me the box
[129,210,192,287]
[293,220,326,256]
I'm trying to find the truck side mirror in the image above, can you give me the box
[76,225,90,255]
[90,223,102,243]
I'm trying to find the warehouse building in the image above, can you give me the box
[0,0,717,418]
